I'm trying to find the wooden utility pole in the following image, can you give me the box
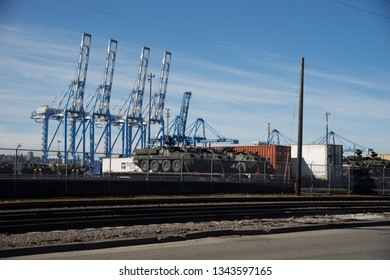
[147,73,155,148]
[295,57,305,196]
[325,111,330,180]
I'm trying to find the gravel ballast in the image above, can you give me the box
[1,213,388,250]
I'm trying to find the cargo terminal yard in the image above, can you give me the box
[0,30,389,260]
[2,1,390,265]
[0,32,387,198]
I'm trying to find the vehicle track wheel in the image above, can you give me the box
[236,162,247,173]
[140,160,149,172]
[172,159,182,173]
[161,159,171,172]
[150,160,160,172]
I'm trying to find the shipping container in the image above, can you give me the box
[216,145,291,175]
[290,144,343,179]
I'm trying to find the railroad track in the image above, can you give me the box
[1,198,390,234]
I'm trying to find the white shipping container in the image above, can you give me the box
[102,157,142,174]
[290,144,343,179]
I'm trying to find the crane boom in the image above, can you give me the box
[171,91,192,145]
[178,91,191,139]
[70,32,91,113]
[187,118,239,146]
[31,32,92,163]
[89,38,118,163]
[97,38,117,115]
[151,51,171,123]
[129,46,150,122]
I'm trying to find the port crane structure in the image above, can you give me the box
[31,32,238,166]
[112,46,150,157]
[266,129,296,145]
[31,34,173,165]
[31,32,92,164]
[89,38,118,164]
[169,91,238,147]
[187,118,239,146]
[170,91,192,146]
[312,131,373,154]
[64,32,91,165]
[147,51,172,148]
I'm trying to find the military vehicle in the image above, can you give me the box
[344,149,390,178]
[133,144,267,174]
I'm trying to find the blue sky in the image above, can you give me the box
[0,0,389,154]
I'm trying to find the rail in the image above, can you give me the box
[1,198,390,234]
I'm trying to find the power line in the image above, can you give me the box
[60,0,388,85]
[332,0,390,20]
[60,0,298,65]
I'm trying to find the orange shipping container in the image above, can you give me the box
[221,145,291,175]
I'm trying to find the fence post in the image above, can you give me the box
[328,162,333,194]
[13,145,21,197]
[310,163,313,193]
[210,158,213,181]
[180,156,183,182]
[108,154,112,194]
[348,167,351,194]
[65,152,68,195]
[238,161,241,183]
[383,165,387,195]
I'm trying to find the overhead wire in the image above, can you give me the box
[60,0,388,86]
[60,0,388,146]
[332,0,390,20]
[60,0,298,65]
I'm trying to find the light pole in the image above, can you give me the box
[14,144,21,178]
[147,73,155,148]
[166,108,170,136]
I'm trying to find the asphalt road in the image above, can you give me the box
[9,226,390,260]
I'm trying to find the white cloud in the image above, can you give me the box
[0,23,389,153]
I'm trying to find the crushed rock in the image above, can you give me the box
[0,213,388,249]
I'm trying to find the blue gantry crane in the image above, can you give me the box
[266,129,296,145]
[168,92,238,147]
[31,32,237,163]
[186,118,239,146]
[65,32,91,165]
[311,131,373,153]
[112,46,150,157]
[170,91,192,146]
[147,50,172,147]
[31,32,92,164]
[89,38,117,164]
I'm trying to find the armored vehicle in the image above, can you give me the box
[344,150,390,178]
[133,145,267,174]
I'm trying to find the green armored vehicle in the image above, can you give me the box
[132,145,266,174]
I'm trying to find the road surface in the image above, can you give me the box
[9,226,390,260]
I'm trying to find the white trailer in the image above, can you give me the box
[102,157,142,174]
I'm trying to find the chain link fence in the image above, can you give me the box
[1,147,389,196]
